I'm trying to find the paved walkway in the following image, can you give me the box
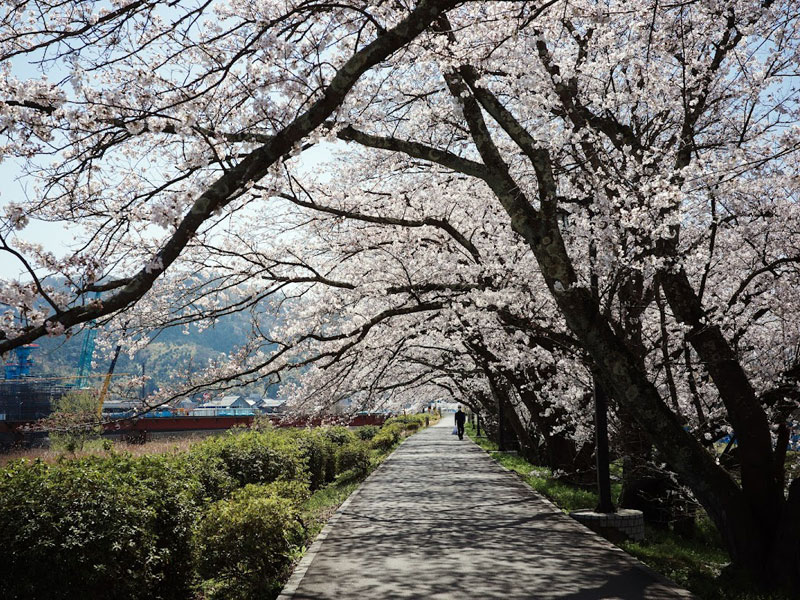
[279,419,693,599]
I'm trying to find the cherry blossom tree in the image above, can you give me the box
[2,0,800,590]
[323,0,800,588]
[262,159,596,473]
[0,0,463,346]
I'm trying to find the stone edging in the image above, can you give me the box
[276,430,419,599]
[473,441,697,599]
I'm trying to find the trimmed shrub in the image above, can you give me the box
[0,427,391,600]
[370,415,429,451]
[189,430,306,489]
[284,429,337,490]
[356,425,380,441]
[371,423,404,451]
[0,456,197,600]
[383,414,428,428]
[179,450,238,504]
[99,453,201,598]
[336,441,372,477]
[321,425,357,447]
[194,482,307,600]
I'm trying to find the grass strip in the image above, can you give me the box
[464,422,788,600]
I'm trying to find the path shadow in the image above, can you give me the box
[288,426,688,599]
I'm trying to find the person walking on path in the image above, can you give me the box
[279,420,692,599]
[454,406,466,440]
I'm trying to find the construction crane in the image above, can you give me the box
[75,329,97,388]
[96,340,124,418]
[72,292,129,417]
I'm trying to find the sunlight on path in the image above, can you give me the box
[279,418,693,599]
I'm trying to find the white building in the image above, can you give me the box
[202,395,251,409]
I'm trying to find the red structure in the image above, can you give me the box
[105,413,387,432]
[1,412,388,437]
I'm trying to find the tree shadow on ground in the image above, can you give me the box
[288,426,688,599]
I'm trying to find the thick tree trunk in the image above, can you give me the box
[484,368,528,454]
[615,406,695,530]
[356,60,798,588]
[484,175,783,581]
[501,396,530,455]
[767,479,800,594]
[523,222,789,587]
[514,383,595,482]
[659,268,783,520]
[506,167,791,589]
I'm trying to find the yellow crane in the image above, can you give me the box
[96,341,124,418]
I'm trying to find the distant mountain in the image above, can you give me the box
[23,309,280,398]
[4,275,288,397]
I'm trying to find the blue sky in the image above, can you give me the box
[0,157,79,279]
[0,141,337,280]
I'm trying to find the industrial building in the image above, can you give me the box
[0,345,69,422]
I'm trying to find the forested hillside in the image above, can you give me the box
[30,310,277,398]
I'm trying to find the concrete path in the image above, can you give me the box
[279,419,693,599]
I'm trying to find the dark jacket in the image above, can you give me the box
[454,410,466,425]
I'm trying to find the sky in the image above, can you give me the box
[0,158,73,279]
[0,141,338,280]
[0,1,338,282]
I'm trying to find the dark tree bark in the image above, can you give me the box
[344,44,800,587]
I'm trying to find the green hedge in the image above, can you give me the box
[383,414,429,428]
[194,482,308,600]
[188,430,306,490]
[356,425,380,440]
[336,441,372,477]
[277,429,334,491]
[0,431,308,600]
[0,455,198,600]
[321,425,357,447]
[371,422,405,451]
[0,416,432,599]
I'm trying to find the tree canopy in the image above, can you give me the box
[1,0,799,591]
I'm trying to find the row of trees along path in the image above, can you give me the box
[278,420,692,600]
[1,1,798,591]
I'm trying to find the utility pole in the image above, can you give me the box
[498,398,506,451]
[588,209,614,513]
[594,378,615,513]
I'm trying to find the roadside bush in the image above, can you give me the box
[0,456,197,600]
[0,424,406,600]
[194,482,307,600]
[322,425,357,447]
[189,430,306,489]
[336,441,372,477]
[370,415,429,451]
[285,429,337,490]
[97,453,200,597]
[356,425,380,441]
[179,450,238,503]
[371,423,404,451]
[384,414,428,428]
